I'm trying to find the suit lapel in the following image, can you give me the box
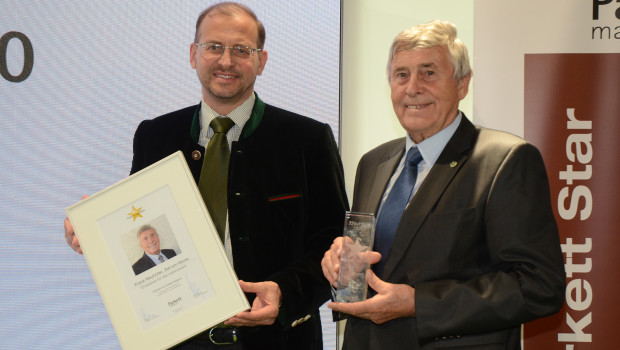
[382,117,477,279]
[363,141,405,214]
[143,253,156,268]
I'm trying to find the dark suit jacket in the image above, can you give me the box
[132,249,177,275]
[343,116,565,350]
[130,95,348,350]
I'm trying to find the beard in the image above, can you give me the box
[202,67,247,99]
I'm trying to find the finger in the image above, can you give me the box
[328,300,369,317]
[239,280,265,294]
[365,269,385,293]
[341,235,354,245]
[330,242,343,281]
[224,315,255,327]
[248,307,275,320]
[327,252,340,285]
[332,236,344,256]
[359,251,382,266]
[72,235,82,254]
[64,217,73,243]
[226,316,270,327]
[327,301,351,314]
[227,307,277,325]
[238,280,252,292]
[223,318,243,327]
[368,251,382,265]
[321,254,337,287]
[232,310,261,321]
[238,280,265,295]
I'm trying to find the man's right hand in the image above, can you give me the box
[64,195,88,254]
[64,216,82,254]
[321,237,381,288]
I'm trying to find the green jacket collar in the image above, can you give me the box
[190,93,265,144]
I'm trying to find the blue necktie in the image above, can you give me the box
[373,147,423,276]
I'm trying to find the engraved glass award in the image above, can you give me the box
[335,212,376,303]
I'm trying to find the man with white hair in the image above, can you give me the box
[131,225,177,275]
[322,20,565,349]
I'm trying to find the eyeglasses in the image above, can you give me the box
[194,43,263,60]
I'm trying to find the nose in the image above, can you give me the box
[405,75,423,96]
[217,48,234,67]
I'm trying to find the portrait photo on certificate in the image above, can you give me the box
[97,185,214,331]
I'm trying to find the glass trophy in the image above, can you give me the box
[335,211,375,303]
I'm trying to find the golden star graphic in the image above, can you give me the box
[128,205,143,221]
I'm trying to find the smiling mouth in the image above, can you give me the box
[407,103,431,109]
[214,73,237,79]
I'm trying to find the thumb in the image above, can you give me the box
[238,280,257,293]
[366,269,385,293]
[368,251,382,265]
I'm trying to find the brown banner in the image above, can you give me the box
[523,54,620,349]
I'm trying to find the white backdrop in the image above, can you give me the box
[0,1,340,349]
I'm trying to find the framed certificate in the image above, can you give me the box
[66,151,249,349]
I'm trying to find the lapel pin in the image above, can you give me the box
[450,161,457,168]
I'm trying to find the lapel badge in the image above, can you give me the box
[191,150,202,160]
[450,161,457,168]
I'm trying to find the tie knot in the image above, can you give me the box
[210,117,235,134]
[406,147,423,166]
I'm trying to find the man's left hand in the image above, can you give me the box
[224,280,281,327]
[327,269,416,324]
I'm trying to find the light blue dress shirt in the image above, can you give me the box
[377,112,463,217]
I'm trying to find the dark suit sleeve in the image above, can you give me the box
[415,142,566,340]
[267,123,349,327]
[131,120,155,175]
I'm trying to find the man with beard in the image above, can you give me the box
[65,2,347,349]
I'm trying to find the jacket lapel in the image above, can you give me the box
[382,117,476,279]
[363,141,405,214]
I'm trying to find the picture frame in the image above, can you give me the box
[66,151,249,349]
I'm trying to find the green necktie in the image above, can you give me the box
[199,117,235,242]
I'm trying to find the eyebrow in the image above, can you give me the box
[392,61,437,71]
[202,40,253,47]
[418,62,437,69]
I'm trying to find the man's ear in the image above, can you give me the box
[190,43,197,69]
[457,72,471,100]
[256,50,268,76]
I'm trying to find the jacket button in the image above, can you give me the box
[191,150,201,160]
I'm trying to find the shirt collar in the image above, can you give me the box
[200,93,255,132]
[406,111,462,168]
[145,251,163,260]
